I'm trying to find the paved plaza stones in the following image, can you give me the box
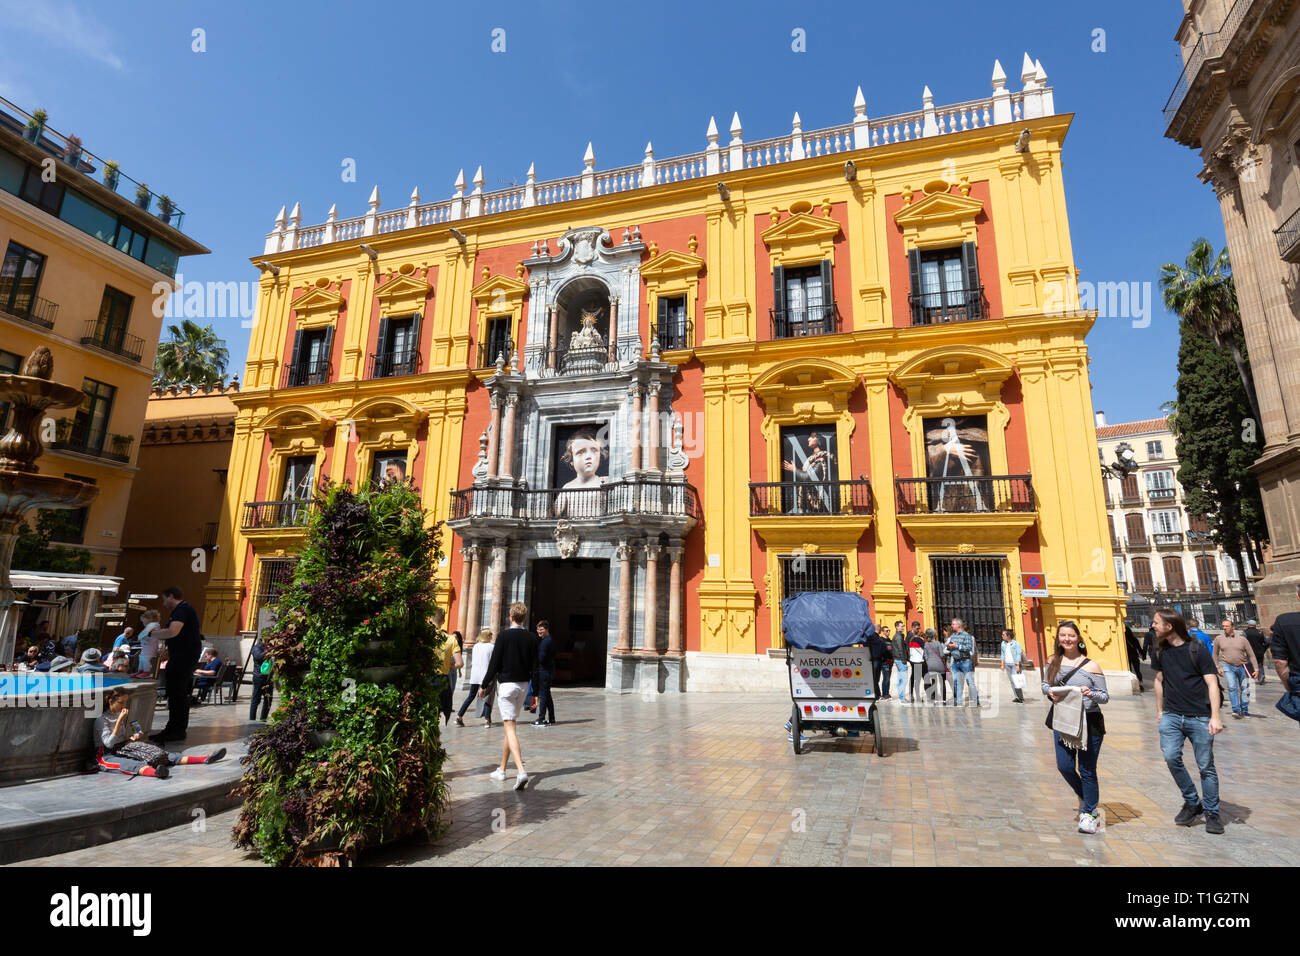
[11,665,1300,867]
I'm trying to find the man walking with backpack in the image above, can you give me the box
[1152,608,1225,834]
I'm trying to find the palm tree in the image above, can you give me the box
[1158,237,1261,428]
[154,320,230,386]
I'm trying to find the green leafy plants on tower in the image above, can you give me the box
[232,479,451,866]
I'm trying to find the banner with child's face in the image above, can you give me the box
[553,422,610,487]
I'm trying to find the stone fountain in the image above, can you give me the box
[0,346,99,665]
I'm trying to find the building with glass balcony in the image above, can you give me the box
[0,98,208,577]
[204,54,1131,691]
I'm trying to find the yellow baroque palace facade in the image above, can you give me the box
[204,56,1130,692]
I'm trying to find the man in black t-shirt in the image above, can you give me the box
[1269,587,1300,723]
[1242,620,1268,685]
[150,586,203,743]
[1152,608,1225,834]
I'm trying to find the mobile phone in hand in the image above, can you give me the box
[130,720,143,735]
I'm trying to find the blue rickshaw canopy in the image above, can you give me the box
[780,591,877,652]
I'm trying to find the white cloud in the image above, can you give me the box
[0,0,124,71]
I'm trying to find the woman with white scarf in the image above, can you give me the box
[1042,621,1109,834]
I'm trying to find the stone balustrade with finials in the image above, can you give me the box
[263,54,1055,254]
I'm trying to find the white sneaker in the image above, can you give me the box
[1078,812,1099,835]
[489,768,507,781]
[514,772,529,791]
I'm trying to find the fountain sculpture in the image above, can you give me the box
[0,346,99,665]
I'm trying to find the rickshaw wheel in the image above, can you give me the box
[870,702,885,757]
[791,703,803,755]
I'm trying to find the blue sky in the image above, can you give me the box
[0,0,1221,424]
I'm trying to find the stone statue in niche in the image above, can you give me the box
[563,308,606,374]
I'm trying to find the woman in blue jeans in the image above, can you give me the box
[1042,621,1109,834]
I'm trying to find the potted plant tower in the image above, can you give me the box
[232,479,451,866]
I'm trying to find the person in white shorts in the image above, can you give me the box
[479,601,539,790]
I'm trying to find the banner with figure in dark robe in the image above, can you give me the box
[922,415,991,512]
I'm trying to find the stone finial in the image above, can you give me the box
[583,142,595,170]
[453,169,466,197]
[820,197,832,216]
[622,226,631,244]
[688,234,698,254]
[992,59,1007,92]
[853,85,867,118]
[530,239,539,256]
[516,262,525,278]
[1035,58,1047,84]
[1021,52,1037,86]
[852,85,871,148]
[367,186,381,210]
[526,162,536,183]
[495,352,505,372]
[706,116,719,146]
[791,111,805,160]
[289,202,301,226]
[274,205,287,229]
[482,266,490,281]
[959,176,971,196]
[632,224,641,241]
[729,112,742,144]
[922,86,938,136]
[327,203,338,222]
[650,337,661,361]
[922,85,934,108]
[641,141,656,187]
[410,186,421,205]
[472,166,485,192]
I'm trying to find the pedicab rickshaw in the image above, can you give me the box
[782,590,884,756]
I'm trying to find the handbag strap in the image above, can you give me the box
[1054,657,1090,686]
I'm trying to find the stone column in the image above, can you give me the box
[643,543,661,653]
[616,539,634,652]
[667,545,683,655]
[499,393,518,479]
[645,379,661,472]
[487,541,508,635]
[628,383,642,473]
[485,393,501,479]
[607,296,619,363]
[548,306,559,370]
[464,544,484,642]
[456,543,474,639]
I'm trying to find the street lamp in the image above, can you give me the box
[1101,441,1139,480]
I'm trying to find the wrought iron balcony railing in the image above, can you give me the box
[749,478,871,516]
[477,337,514,369]
[450,480,699,522]
[1154,532,1185,549]
[281,358,331,388]
[908,285,988,326]
[524,340,643,375]
[1163,0,1250,129]
[80,319,145,363]
[52,420,130,463]
[652,319,693,353]
[367,348,420,379]
[895,475,1034,514]
[1275,205,1300,262]
[0,293,58,329]
[770,303,838,339]
[242,499,313,530]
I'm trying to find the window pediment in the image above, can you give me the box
[890,346,1013,404]
[292,284,345,329]
[640,249,705,282]
[375,271,433,316]
[471,273,528,309]
[893,190,984,250]
[760,213,840,270]
[753,358,858,420]
[258,404,336,439]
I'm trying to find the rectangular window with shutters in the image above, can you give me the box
[1120,474,1141,501]
[1114,556,1127,584]
[478,315,511,368]
[286,326,333,387]
[1132,557,1154,591]
[908,243,983,325]
[1145,469,1176,500]
[1195,555,1220,593]
[371,313,420,378]
[1125,512,1147,546]
[1162,556,1187,591]
[771,261,835,338]
[1146,440,1164,459]
[654,295,690,351]
[1150,509,1181,534]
